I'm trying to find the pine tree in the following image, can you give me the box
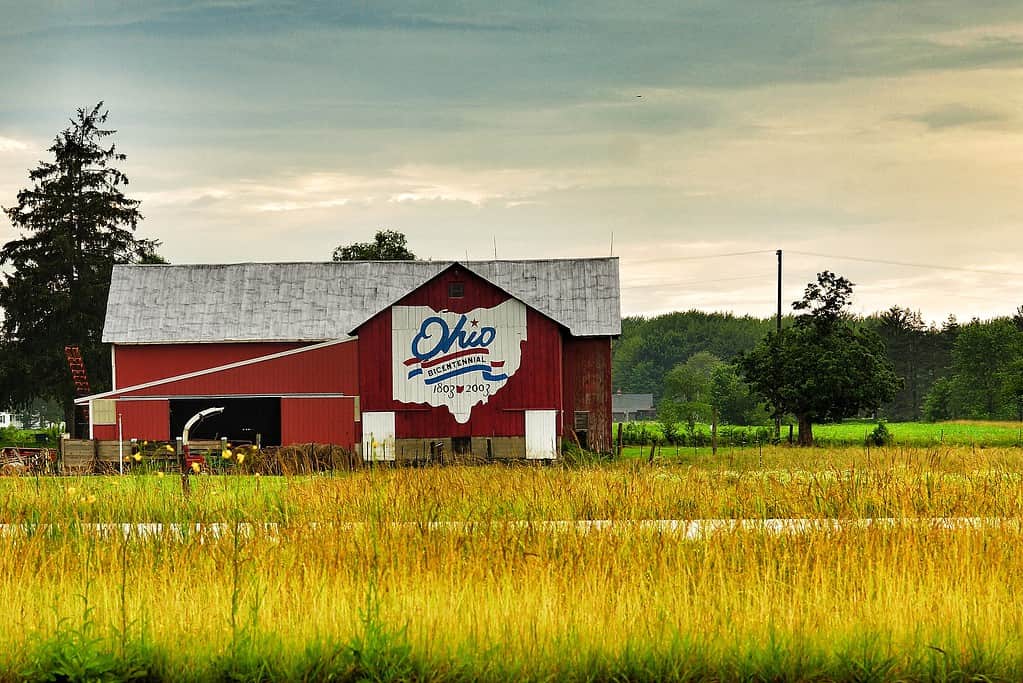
[0,103,161,434]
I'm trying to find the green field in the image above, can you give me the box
[1,447,1023,680]
[618,419,1023,448]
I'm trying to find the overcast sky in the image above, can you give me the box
[1,1,1022,322]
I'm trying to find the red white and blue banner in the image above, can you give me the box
[392,300,527,423]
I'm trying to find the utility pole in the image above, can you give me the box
[775,249,782,441]
[776,249,782,333]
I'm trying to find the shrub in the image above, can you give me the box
[866,421,894,447]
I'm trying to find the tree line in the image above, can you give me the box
[615,298,1023,427]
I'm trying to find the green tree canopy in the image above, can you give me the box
[612,311,777,400]
[865,307,953,421]
[658,351,766,432]
[922,318,1023,421]
[332,229,415,261]
[739,271,901,446]
[0,103,161,434]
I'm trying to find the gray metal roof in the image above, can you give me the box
[102,258,621,343]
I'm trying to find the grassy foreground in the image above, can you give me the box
[3,448,1023,680]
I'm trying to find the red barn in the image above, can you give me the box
[77,259,620,460]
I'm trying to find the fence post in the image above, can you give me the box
[176,436,189,497]
[711,410,718,456]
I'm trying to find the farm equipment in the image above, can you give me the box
[178,407,224,490]
[64,346,91,436]
[0,447,57,475]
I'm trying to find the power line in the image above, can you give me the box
[624,273,775,290]
[787,250,1023,278]
[631,249,774,265]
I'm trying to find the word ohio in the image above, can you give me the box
[405,315,507,384]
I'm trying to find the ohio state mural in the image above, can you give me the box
[392,299,528,423]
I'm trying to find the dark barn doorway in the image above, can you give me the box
[169,397,281,446]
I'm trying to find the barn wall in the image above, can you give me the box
[562,337,613,452]
[93,399,170,441]
[115,342,307,388]
[358,266,563,439]
[281,397,357,448]
[115,341,359,397]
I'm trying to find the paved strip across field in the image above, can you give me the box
[1,518,1021,540]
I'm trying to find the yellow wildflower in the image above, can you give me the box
[221,449,232,460]
[236,453,245,465]
[156,471,165,478]
[86,495,97,505]
[132,453,142,462]
[190,462,201,474]
[66,487,77,497]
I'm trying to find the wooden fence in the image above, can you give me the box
[58,439,361,475]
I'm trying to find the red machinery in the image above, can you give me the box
[0,447,57,474]
[64,346,91,436]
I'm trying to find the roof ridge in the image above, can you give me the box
[115,257,619,268]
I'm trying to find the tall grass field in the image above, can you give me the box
[3,446,1023,680]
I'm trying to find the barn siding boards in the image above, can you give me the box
[358,267,564,439]
[109,340,359,398]
[115,342,307,387]
[562,337,613,453]
[92,399,170,441]
[280,397,356,448]
[102,259,620,344]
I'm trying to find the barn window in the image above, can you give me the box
[448,281,464,298]
[574,411,590,450]
[452,436,471,455]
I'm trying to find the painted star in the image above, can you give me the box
[470,318,479,327]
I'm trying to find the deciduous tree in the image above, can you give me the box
[739,272,900,446]
[332,229,415,261]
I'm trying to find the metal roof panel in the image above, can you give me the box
[102,259,621,343]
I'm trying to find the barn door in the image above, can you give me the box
[362,411,395,461]
[525,410,557,459]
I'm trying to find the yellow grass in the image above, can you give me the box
[2,446,1023,680]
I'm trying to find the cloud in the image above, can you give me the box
[133,187,231,207]
[0,137,29,152]
[253,198,350,212]
[900,104,1011,130]
[6,2,1023,323]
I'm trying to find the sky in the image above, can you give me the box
[1,1,1022,323]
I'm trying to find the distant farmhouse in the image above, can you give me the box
[77,259,621,459]
[612,392,655,422]
[0,412,22,430]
